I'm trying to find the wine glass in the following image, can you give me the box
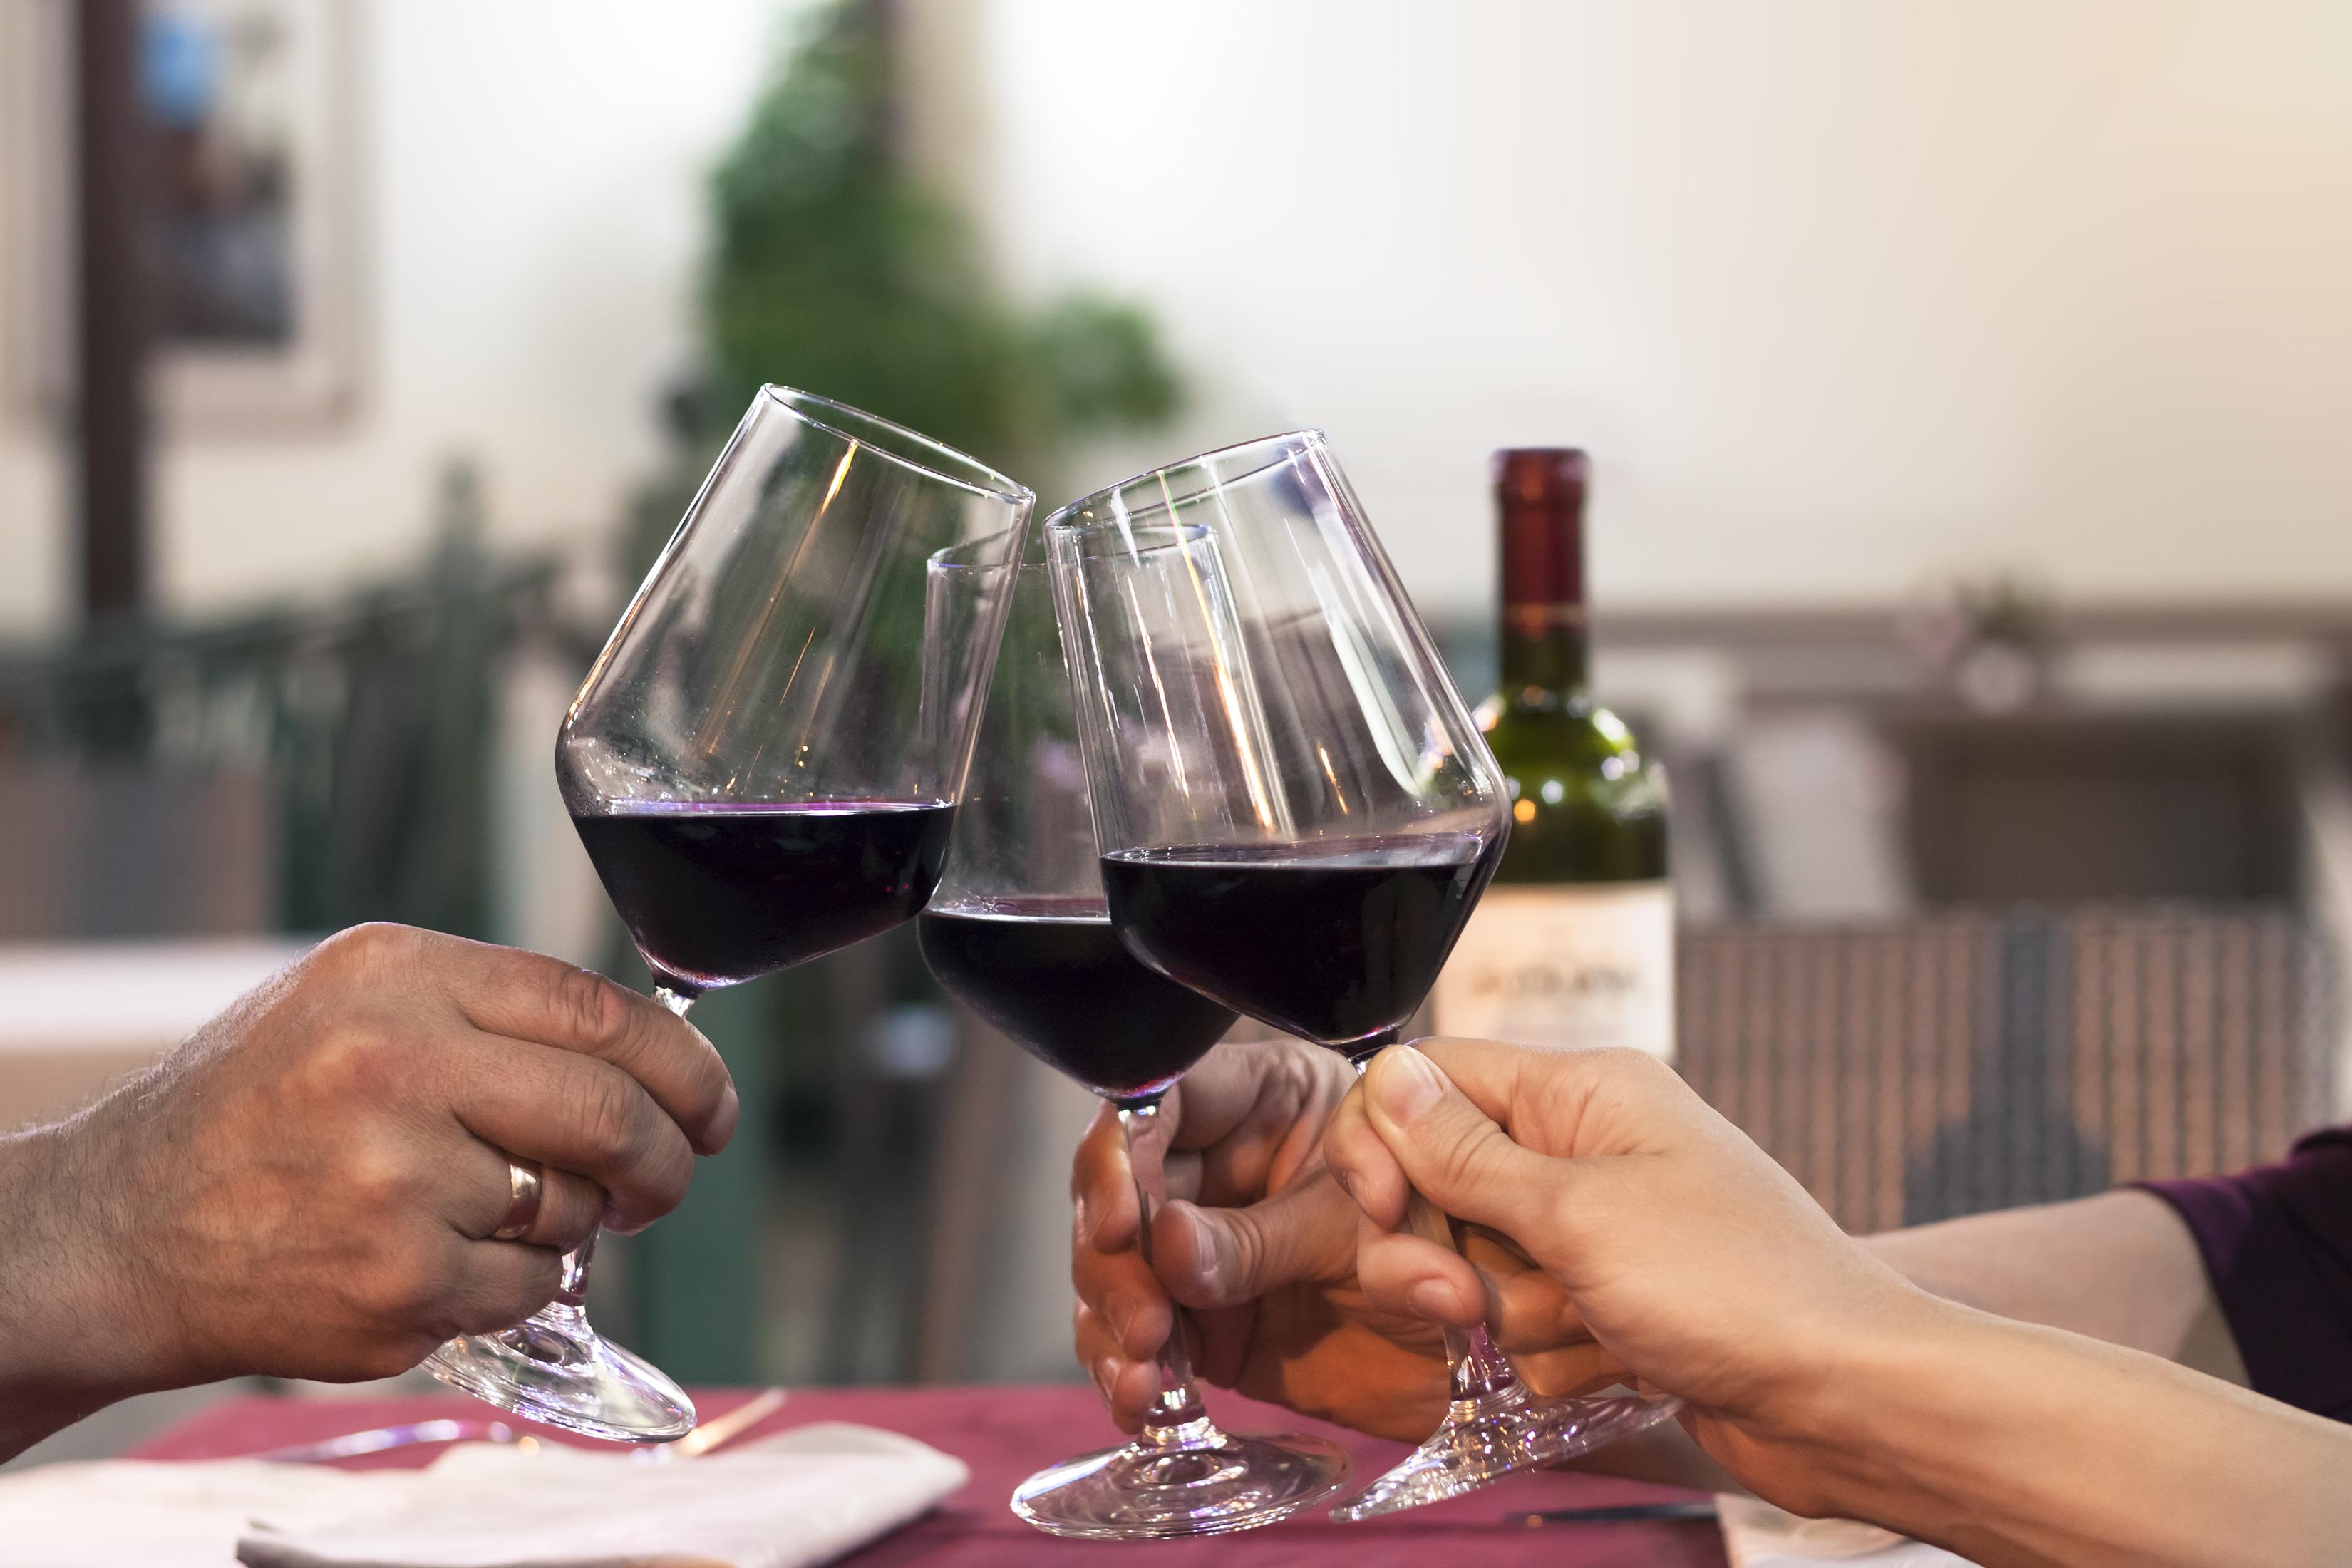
[1043,431,1680,1520]
[424,386,1033,1442]
[915,552,1351,1538]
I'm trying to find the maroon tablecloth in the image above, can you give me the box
[133,1384,1728,1567]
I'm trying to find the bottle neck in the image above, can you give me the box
[1495,445,1590,701]
[1500,604,1589,697]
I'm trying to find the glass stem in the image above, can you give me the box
[545,985,693,1316]
[1351,1041,1518,1405]
[1115,1098,1210,1435]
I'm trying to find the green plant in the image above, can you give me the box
[629,0,1180,575]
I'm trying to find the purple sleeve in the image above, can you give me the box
[2137,1128,2352,1420]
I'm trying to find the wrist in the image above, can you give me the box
[0,1106,180,1455]
[1778,1289,1990,1521]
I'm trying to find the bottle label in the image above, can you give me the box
[1433,882,1676,1061]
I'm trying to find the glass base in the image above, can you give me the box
[1331,1385,1679,1522]
[1011,1415,1351,1539]
[423,1303,695,1444]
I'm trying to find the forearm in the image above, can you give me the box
[0,1110,167,1459]
[1867,1189,2246,1384]
[1577,1189,2247,1497]
[1801,1299,2351,1568]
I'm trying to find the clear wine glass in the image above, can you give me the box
[1043,431,1680,1519]
[915,551,1351,1537]
[424,386,1033,1442]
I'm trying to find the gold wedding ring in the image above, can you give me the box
[490,1155,545,1242]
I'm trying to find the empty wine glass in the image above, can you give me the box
[424,386,1033,1442]
[1044,431,1678,1519]
[916,551,1350,1537]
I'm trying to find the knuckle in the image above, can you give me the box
[1218,1214,1264,1294]
[1438,1123,1510,1195]
[295,1021,397,1102]
[540,1201,600,1252]
[316,922,415,978]
[550,965,636,1056]
[341,1132,421,1212]
[570,1077,646,1173]
[358,1237,458,1326]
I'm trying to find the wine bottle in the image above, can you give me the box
[1433,449,1675,1059]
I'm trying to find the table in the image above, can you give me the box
[136,1385,1728,1567]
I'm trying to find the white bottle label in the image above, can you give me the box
[1433,882,1676,1061]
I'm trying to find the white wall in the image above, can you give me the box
[0,0,796,635]
[6,1,2349,634]
[929,0,2352,617]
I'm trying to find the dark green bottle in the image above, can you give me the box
[1435,449,1676,1058]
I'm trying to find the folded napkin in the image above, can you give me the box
[1718,1494,1983,1568]
[0,1423,966,1568]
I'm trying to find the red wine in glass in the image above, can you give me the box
[1045,431,1678,1522]
[922,551,1353,1538]
[1098,834,1502,1057]
[917,896,1236,1100]
[423,384,1034,1446]
[575,799,956,998]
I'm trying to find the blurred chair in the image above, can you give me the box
[0,510,559,945]
[0,758,274,937]
[1678,907,2338,1234]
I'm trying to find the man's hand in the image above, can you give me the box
[0,924,737,1454]
[1069,1036,1625,1441]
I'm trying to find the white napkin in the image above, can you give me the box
[1717,1494,1983,1568]
[0,1423,966,1568]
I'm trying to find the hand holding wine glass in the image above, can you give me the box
[916,556,1348,1537]
[1068,1036,1641,1445]
[1046,430,1676,1519]
[424,386,1032,1441]
[1325,1037,1949,1522]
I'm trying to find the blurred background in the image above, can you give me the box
[3,0,2350,1451]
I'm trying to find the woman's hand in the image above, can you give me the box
[1324,1038,1934,1513]
[1329,1038,2352,1568]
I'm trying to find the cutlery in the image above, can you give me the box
[1510,1500,1721,1525]
[252,1386,787,1466]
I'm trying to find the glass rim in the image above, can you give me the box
[1043,430,1331,535]
[928,525,1040,573]
[759,384,1034,507]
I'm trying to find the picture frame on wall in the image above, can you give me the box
[1,0,363,432]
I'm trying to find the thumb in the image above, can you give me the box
[1361,1045,1576,1242]
[1155,1168,1356,1310]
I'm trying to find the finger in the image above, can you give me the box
[1515,1342,1634,1398]
[1070,1163,1177,1368]
[1357,1044,1582,1241]
[1353,1217,1594,1351]
[441,940,738,1156]
[1325,1078,1411,1229]
[1072,1102,1141,1253]
[1453,1226,1590,1351]
[1406,1036,1699,1159]
[1149,1041,1280,1152]
[1355,1207,1487,1327]
[1173,1040,1346,1202]
[1153,1167,1356,1310]
[445,1136,605,1253]
[441,1240,564,1337]
[1076,1249,1176,1365]
[447,1033,696,1232]
[1075,1302,1157,1435]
